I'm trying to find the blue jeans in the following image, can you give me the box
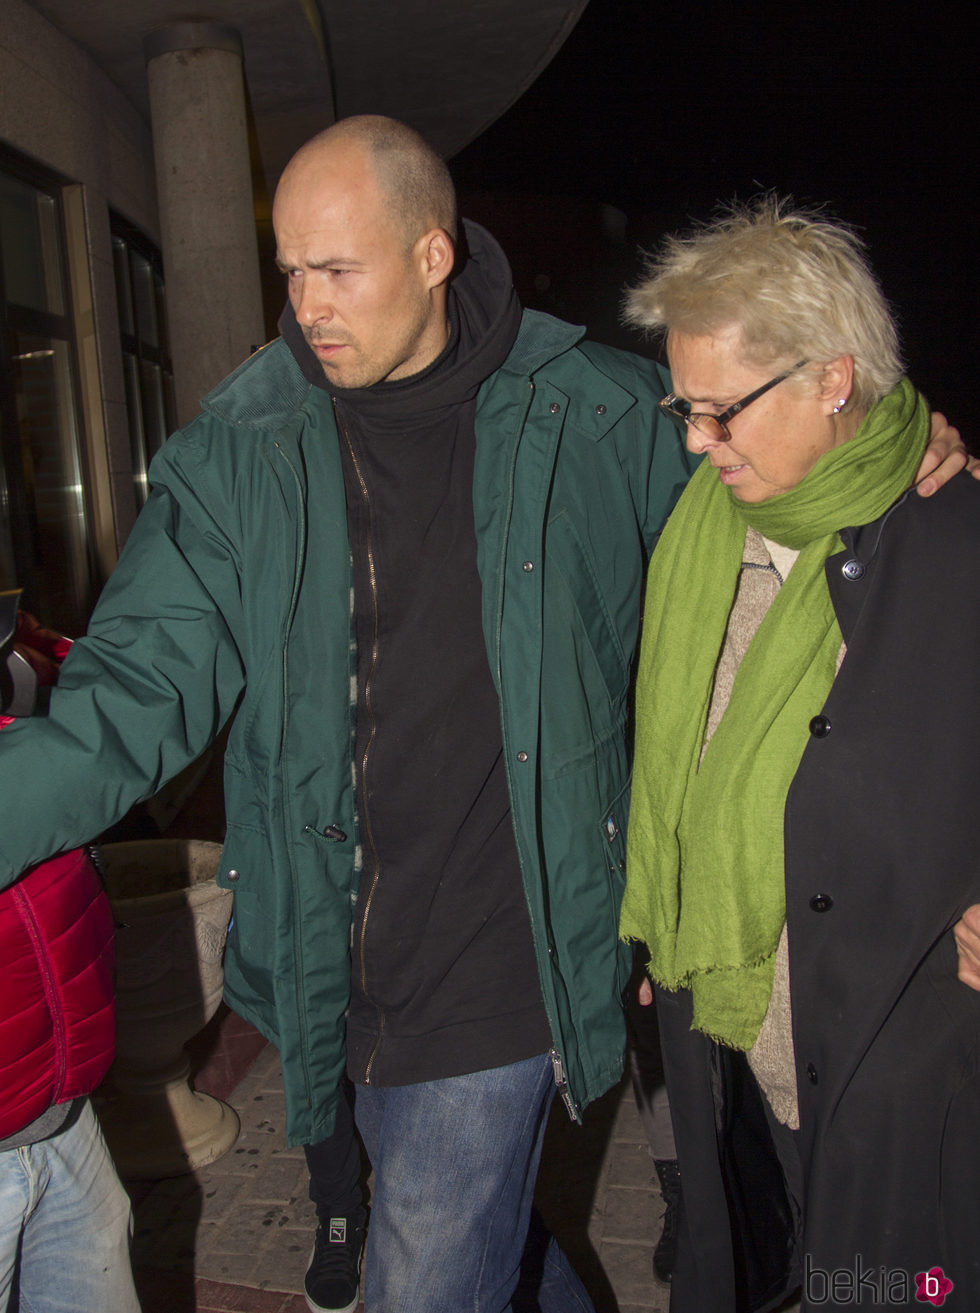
[354,1053,595,1313]
[0,1099,139,1313]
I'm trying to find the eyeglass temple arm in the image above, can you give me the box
[725,359,808,418]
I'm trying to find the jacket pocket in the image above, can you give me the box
[216,755,273,956]
[600,794,634,1000]
[539,740,633,994]
[547,511,629,707]
[541,514,631,780]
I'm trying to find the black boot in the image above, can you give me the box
[653,1157,681,1284]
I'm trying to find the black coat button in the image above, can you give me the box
[807,1063,818,1084]
[842,558,865,581]
[809,893,834,912]
[809,715,832,738]
[549,402,561,414]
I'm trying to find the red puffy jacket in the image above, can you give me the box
[0,848,116,1138]
[0,613,116,1140]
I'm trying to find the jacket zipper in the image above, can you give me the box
[334,405,386,1084]
[550,1048,576,1118]
[273,439,316,1111]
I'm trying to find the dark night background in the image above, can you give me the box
[451,0,976,443]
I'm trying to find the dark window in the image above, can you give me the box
[111,216,175,507]
[0,149,95,634]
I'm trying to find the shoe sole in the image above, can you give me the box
[304,1296,358,1313]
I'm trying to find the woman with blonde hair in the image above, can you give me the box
[620,198,980,1311]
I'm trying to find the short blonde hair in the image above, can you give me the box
[623,196,903,411]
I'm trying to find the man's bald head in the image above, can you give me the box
[279,115,457,250]
[272,116,457,388]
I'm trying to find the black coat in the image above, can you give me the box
[665,475,980,1312]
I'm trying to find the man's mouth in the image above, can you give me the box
[305,327,348,348]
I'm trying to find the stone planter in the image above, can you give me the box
[96,839,240,1179]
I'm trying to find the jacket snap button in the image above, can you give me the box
[595,403,607,415]
[809,715,831,738]
[809,893,834,912]
[226,868,241,882]
[842,558,865,581]
[807,1063,818,1084]
[549,402,561,414]
[522,561,534,572]
[516,751,529,762]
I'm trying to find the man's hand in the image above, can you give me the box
[914,412,979,496]
[638,977,654,1007]
[954,904,980,991]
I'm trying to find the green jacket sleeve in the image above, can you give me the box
[0,437,247,887]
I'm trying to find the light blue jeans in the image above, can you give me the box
[0,1099,139,1313]
[354,1053,595,1313]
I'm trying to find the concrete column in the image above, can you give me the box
[144,23,264,426]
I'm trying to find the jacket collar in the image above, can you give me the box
[827,488,914,642]
[500,307,586,375]
[201,338,312,430]
[199,304,641,448]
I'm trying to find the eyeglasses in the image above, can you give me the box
[659,359,809,443]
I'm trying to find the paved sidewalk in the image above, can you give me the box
[131,1038,671,1312]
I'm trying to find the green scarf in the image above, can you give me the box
[620,379,930,1048]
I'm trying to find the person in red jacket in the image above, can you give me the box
[0,604,139,1313]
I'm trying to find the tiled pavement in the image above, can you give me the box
[127,1012,672,1313]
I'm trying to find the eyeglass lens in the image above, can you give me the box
[663,405,728,442]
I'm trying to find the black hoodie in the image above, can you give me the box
[279,222,551,1085]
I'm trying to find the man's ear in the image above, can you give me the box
[417,228,455,289]
[817,355,855,414]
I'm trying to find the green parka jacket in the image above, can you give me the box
[0,309,691,1144]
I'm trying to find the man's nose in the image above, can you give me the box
[294,276,332,328]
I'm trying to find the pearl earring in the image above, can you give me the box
[832,398,848,414]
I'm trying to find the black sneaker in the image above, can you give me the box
[304,1213,365,1313]
[653,1157,681,1284]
